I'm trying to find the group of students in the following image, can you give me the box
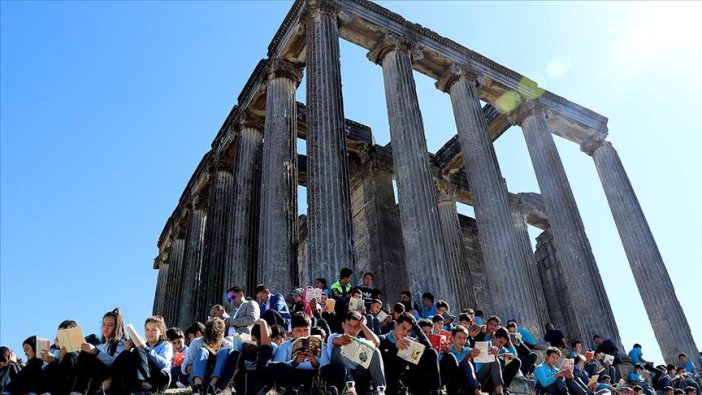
[1,268,700,395]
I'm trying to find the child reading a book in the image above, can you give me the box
[378,312,441,394]
[0,336,43,395]
[438,325,482,395]
[38,319,80,395]
[534,347,589,395]
[327,310,385,394]
[182,317,232,394]
[266,312,344,392]
[71,307,127,394]
[112,315,173,394]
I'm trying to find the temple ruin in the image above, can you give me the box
[151,0,697,364]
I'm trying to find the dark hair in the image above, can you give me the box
[344,310,362,322]
[204,318,226,345]
[166,327,185,341]
[574,355,583,365]
[678,353,686,358]
[371,299,383,306]
[102,307,125,342]
[571,340,581,348]
[593,335,602,340]
[363,272,373,278]
[22,336,37,356]
[271,324,285,340]
[684,387,696,395]
[392,303,406,314]
[431,315,444,324]
[674,390,685,395]
[663,387,674,392]
[400,291,412,298]
[311,326,326,339]
[601,375,612,382]
[421,292,434,302]
[418,319,433,329]
[396,312,416,326]
[505,321,517,329]
[452,325,469,337]
[494,327,509,340]
[458,313,472,323]
[546,346,562,357]
[487,315,501,325]
[291,312,312,329]
[633,385,643,392]
[340,267,353,279]
[666,364,676,370]
[436,300,449,310]
[475,310,483,317]
[226,286,244,295]
[314,278,328,288]
[0,347,12,363]
[58,320,78,329]
[633,343,641,349]
[253,284,268,295]
[185,321,205,336]
[350,288,362,296]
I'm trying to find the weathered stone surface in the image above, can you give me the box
[226,124,263,294]
[305,2,355,283]
[438,65,540,330]
[519,102,621,349]
[587,139,699,365]
[368,35,451,303]
[257,60,303,293]
[163,237,184,326]
[178,201,207,327]
[152,258,168,317]
[458,214,492,312]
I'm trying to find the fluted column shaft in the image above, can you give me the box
[305,3,355,282]
[368,37,450,301]
[179,205,207,327]
[520,105,621,348]
[165,237,185,326]
[438,67,540,328]
[199,161,234,314]
[588,140,698,364]
[511,207,550,337]
[153,261,169,316]
[436,185,475,311]
[258,60,302,293]
[226,125,263,294]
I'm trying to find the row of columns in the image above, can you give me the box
[154,1,696,364]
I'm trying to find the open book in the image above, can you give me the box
[305,288,323,302]
[291,335,323,357]
[560,358,574,372]
[340,336,375,369]
[509,332,522,345]
[375,310,389,322]
[428,334,446,352]
[125,323,147,348]
[397,337,426,365]
[325,298,336,312]
[602,354,614,365]
[349,297,365,311]
[57,326,85,353]
[474,341,495,363]
[588,374,600,386]
[36,337,51,360]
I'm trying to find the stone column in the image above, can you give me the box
[583,138,699,365]
[178,197,208,327]
[164,236,185,326]
[511,205,550,336]
[437,65,540,328]
[226,115,264,294]
[435,180,474,311]
[367,34,450,302]
[517,101,621,348]
[198,158,235,315]
[152,256,169,317]
[305,0,355,282]
[258,59,303,293]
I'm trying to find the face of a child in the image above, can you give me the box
[291,326,311,340]
[171,337,185,352]
[421,326,432,337]
[453,332,467,349]
[370,302,381,315]
[547,352,560,366]
[102,316,116,340]
[433,321,443,332]
[394,321,413,339]
[23,343,35,360]
[351,291,362,300]
[145,322,161,344]
[343,319,362,337]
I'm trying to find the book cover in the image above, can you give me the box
[291,335,322,357]
[326,298,336,311]
[474,341,495,363]
[588,374,600,386]
[125,323,146,348]
[36,337,51,359]
[57,326,84,353]
[560,358,574,372]
[428,334,446,352]
[340,337,375,369]
[397,338,426,365]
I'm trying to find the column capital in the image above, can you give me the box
[435,179,459,203]
[189,192,208,211]
[267,59,304,85]
[580,137,609,157]
[236,110,265,131]
[210,156,235,172]
[508,99,549,126]
[305,0,341,18]
[366,33,423,65]
[435,63,483,93]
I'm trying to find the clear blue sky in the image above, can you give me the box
[1,1,700,365]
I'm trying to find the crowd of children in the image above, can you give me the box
[1,268,700,395]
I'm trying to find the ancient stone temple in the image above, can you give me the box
[151,0,697,364]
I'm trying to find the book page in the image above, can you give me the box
[36,337,51,360]
[349,297,364,311]
[397,338,425,365]
[291,335,322,357]
[340,337,374,369]
[588,374,600,386]
[375,310,388,322]
[126,323,146,348]
[305,288,323,302]
[603,354,614,365]
[474,341,495,363]
[560,358,574,372]
[57,326,84,353]
[326,298,336,311]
